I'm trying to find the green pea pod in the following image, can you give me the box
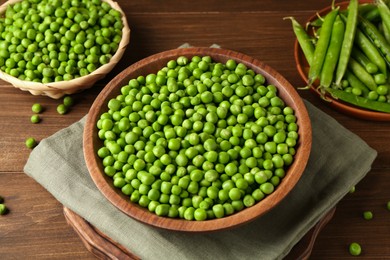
[344,69,370,96]
[348,57,377,91]
[308,7,339,85]
[285,17,315,65]
[363,7,381,22]
[311,4,376,27]
[352,22,388,78]
[320,15,345,88]
[359,16,390,68]
[377,0,390,30]
[351,47,378,74]
[326,88,390,113]
[310,17,324,28]
[382,21,390,44]
[335,0,358,86]
[357,3,378,16]
[378,0,390,40]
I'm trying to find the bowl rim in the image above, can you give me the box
[294,0,390,121]
[0,0,130,98]
[84,47,312,232]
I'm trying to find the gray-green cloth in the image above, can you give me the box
[24,100,377,260]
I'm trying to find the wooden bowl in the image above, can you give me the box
[294,0,390,121]
[84,47,312,232]
[0,0,130,99]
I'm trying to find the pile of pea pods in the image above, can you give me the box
[288,0,390,113]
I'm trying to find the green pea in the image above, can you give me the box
[228,188,241,201]
[0,204,8,215]
[30,114,40,124]
[243,195,256,207]
[374,73,386,85]
[362,211,373,220]
[184,207,195,220]
[223,203,235,215]
[212,204,225,218]
[260,182,274,194]
[252,189,265,201]
[349,242,362,256]
[377,85,389,96]
[31,103,43,113]
[25,137,37,149]
[57,104,68,115]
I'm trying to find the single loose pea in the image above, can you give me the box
[63,96,74,107]
[362,211,373,220]
[57,104,68,115]
[349,242,362,256]
[25,137,37,149]
[0,204,7,215]
[32,103,43,113]
[30,114,40,124]
[387,201,390,211]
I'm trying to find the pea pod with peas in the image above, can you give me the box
[287,0,390,113]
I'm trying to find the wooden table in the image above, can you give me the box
[1,0,389,259]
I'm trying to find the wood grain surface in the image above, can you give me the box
[1,0,390,259]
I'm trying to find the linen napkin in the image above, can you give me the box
[24,99,377,260]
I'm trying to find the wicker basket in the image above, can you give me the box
[0,0,130,99]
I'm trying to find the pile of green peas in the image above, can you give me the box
[96,56,300,221]
[0,0,123,83]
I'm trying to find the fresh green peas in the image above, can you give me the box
[31,103,43,113]
[57,104,68,115]
[228,188,242,201]
[96,56,299,221]
[0,204,8,215]
[362,210,373,220]
[0,0,124,83]
[377,85,389,96]
[155,204,170,216]
[349,242,362,256]
[212,204,225,218]
[25,137,37,149]
[260,182,274,194]
[30,114,40,124]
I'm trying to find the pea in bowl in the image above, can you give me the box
[0,0,130,99]
[83,47,312,232]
